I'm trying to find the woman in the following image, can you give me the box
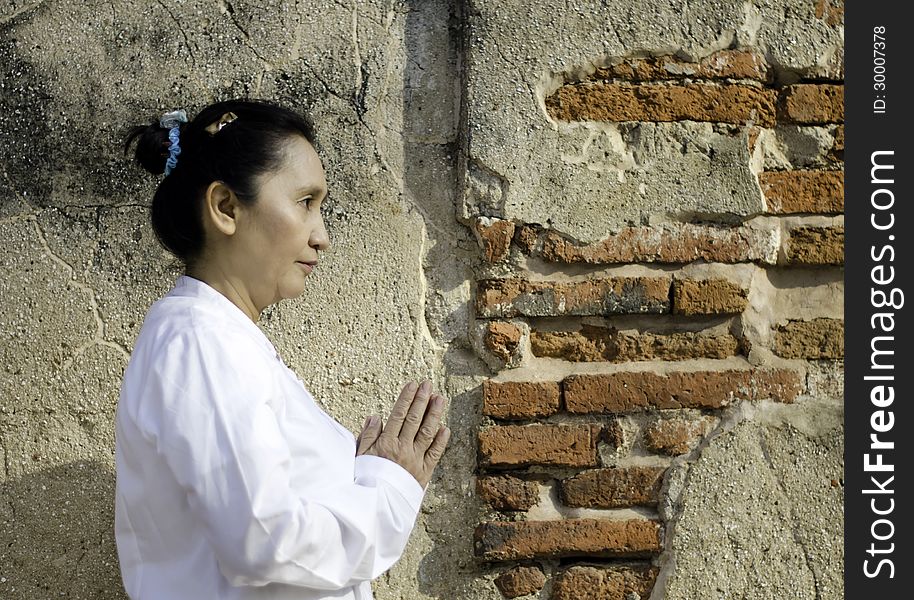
[116,99,451,599]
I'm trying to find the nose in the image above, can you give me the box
[310,214,331,252]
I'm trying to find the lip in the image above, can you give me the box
[296,261,316,273]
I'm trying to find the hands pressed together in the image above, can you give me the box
[355,380,451,489]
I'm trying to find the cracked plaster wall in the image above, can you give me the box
[462,2,844,599]
[1,1,843,599]
[1,1,477,598]
[462,0,844,243]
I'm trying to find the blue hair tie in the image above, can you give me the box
[159,109,188,176]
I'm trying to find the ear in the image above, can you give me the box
[202,180,240,236]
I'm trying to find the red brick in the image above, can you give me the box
[546,82,778,126]
[513,224,541,254]
[482,380,561,420]
[474,518,662,561]
[814,0,844,27]
[773,318,844,359]
[759,171,844,214]
[830,125,844,161]
[540,223,779,265]
[530,325,739,362]
[475,278,670,319]
[643,415,718,455]
[672,279,748,315]
[474,218,515,262]
[484,322,524,363]
[552,564,658,600]
[780,84,844,124]
[750,368,807,403]
[602,419,626,449]
[560,466,667,508]
[476,474,541,511]
[591,50,770,83]
[783,225,844,265]
[563,368,803,413]
[479,424,601,467]
[747,125,763,153]
[495,565,546,598]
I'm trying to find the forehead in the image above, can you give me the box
[261,135,327,193]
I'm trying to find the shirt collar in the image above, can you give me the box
[169,274,279,360]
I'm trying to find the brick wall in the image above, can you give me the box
[469,49,843,599]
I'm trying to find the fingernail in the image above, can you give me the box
[421,380,431,392]
[369,415,379,427]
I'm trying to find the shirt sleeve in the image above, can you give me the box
[145,325,427,590]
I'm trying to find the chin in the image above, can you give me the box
[279,281,307,300]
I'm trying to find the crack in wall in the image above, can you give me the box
[0,0,47,26]
[30,216,131,369]
[350,9,369,123]
[215,0,269,64]
[649,402,749,600]
[0,436,9,482]
[154,0,197,67]
[2,172,131,371]
[758,428,822,600]
[413,221,448,363]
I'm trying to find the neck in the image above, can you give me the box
[186,263,261,323]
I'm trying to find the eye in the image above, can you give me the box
[298,196,313,208]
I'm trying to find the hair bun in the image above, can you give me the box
[122,119,185,176]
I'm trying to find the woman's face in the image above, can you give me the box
[235,135,331,311]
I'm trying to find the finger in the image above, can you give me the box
[423,425,451,469]
[384,381,419,437]
[399,380,432,442]
[356,416,382,455]
[414,393,447,449]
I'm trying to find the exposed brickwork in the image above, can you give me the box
[563,368,803,413]
[759,171,844,214]
[643,415,718,455]
[830,124,845,161]
[589,50,770,83]
[513,224,541,254]
[475,277,670,319]
[602,419,626,449]
[747,368,807,402]
[530,324,740,362]
[474,218,516,262]
[780,84,844,124]
[494,565,546,598]
[773,318,844,359]
[484,322,524,363]
[540,223,779,265]
[477,474,541,511]
[546,82,778,126]
[672,279,749,316]
[482,380,561,420]
[814,0,845,28]
[783,225,844,265]
[474,518,662,561]
[747,125,763,153]
[551,565,659,600]
[478,424,601,467]
[560,466,667,508]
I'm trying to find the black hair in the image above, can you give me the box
[122,98,318,268]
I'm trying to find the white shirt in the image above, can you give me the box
[115,274,426,600]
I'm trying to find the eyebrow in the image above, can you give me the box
[293,186,328,198]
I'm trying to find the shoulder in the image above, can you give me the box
[128,296,277,391]
[121,297,282,437]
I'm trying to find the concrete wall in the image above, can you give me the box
[0,1,843,598]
